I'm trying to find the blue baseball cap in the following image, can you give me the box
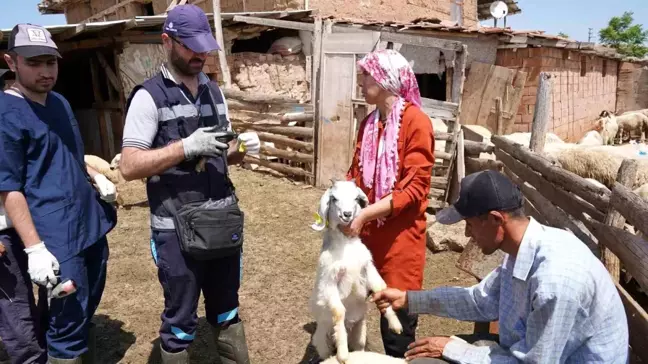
[436,170,524,225]
[163,4,220,53]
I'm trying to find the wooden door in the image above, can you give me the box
[315,31,380,187]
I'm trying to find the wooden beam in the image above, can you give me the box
[379,31,463,52]
[616,282,648,360]
[222,88,301,104]
[231,122,313,139]
[95,52,122,93]
[244,155,312,177]
[529,73,553,152]
[504,165,599,255]
[260,145,313,163]
[494,149,605,223]
[583,216,648,293]
[456,130,465,182]
[281,112,313,122]
[57,23,87,41]
[435,132,454,142]
[491,135,611,211]
[609,182,648,238]
[213,0,232,88]
[464,139,494,155]
[232,15,315,32]
[451,44,468,106]
[89,57,109,160]
[602,159,638,283]
[255,132,313,152]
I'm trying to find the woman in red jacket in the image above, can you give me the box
[341,49,435,358]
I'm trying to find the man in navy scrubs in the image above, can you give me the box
[0,24,118,363]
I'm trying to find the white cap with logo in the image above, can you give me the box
[8,23,61,59]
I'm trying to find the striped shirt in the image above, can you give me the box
[408,218,629,363]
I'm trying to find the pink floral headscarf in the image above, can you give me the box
[357,50,421,216]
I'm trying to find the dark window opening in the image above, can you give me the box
[231,28,301,54]
[143,2,155,16]
[602,59,607,77]
[580,56,587,77]
[416,72,446,101]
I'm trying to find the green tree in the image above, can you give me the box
[599,11,648,58]
[558,32,569,39]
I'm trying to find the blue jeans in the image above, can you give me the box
[47,237,109,359]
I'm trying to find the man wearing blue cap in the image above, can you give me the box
[371,170,629,363]
[119,4,259,364]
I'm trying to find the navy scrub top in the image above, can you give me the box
[0,91,117,263]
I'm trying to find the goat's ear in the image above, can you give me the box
[356,187,369,209]
[311,188,331,231]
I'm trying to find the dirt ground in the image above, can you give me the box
[64,168,475,363]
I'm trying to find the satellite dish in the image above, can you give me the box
[490,1,509,19]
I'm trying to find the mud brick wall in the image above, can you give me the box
[616,61,648,114]
[309,0,478,26]
[497,47,619,142]
[204,52,309,101]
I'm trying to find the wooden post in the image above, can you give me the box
[529,72,552,152]
[212,0,231,87]
[456,130,465,180]
[602,159,639,282]
[495,97,503,135]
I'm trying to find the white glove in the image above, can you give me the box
[24,242,60,288]
[237,132,261,155]
[93,174,116,203]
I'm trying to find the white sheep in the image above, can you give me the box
[614,112,648,143]
[590,112,619,146]
[320,351,406,364]
[577,130,604,146]
[503,132,566,148]
[310,181,403,363]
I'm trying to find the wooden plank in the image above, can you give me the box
[57,23,87,41]
[423,107,457,121]
[583,217,648,293]
[456,129,465,185]
[602,159,639,282]
[503,165,599,255]
[494,149,605,223]
[491,135,611,211]
[213,0,231,88]
[244,156,312,177]
[434,131,454,142]
[281,112,313,122]
[230,122,312,138]
[464,139,494,155]
[432,176,449,189]
[321,32,380,54]
[529,73,553,152]
[428,188,445,199]
[435,150,452,161]
[616,282,648,360]
[421,97,459,115]
[260,145,313,163]
[495,97,503,135]
[83,0,149,22]
[451,44,468,106]
[232,15,315,31]
[222,88,301,104]
[475,65,513,132]
[609,182,648,239]
[465,157,503,173]
[255,132,313,152]
[501,68,527,135]
[95,52,122,93]
[379,31,462,52]
[460,61,492,128]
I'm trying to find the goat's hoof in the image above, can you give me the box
[389,320,403,334]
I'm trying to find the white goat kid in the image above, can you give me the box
[310,181,403,363]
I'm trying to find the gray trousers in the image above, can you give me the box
[410,333,500,364]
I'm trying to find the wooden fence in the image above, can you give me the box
[491,134,648,361]
[223,89,315,182]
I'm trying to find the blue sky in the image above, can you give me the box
[1,0,647,43]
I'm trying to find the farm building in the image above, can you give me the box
[37,0,521,27]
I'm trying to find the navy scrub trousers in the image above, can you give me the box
[151,229,242,352]
[0,229,48,364]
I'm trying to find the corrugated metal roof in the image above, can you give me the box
[0,10,313,44]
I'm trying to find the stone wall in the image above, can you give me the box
[497,47,619,142]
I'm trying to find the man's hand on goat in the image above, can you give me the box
[405,337,452,361]
[338,211,367,237]
[92,174,117,203]
[370,288,407,313]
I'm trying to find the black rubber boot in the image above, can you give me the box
[160,345,189,364]
[211,322,251,364]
